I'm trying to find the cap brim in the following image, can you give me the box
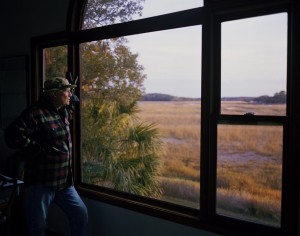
[43,84,77,91]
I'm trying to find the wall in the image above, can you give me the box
[0,0,69,57]
[0,0,70,174]
[48,198,220,236]
[0,1,219,235]
[85,198,220,236]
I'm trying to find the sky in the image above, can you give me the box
[126,1,287,98]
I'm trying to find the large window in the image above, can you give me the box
[216,13,287,227]
[31,0,299,235]
[80,26,202,209]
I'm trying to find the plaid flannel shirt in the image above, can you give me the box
[5,93,73,189]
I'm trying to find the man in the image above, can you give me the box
[4,77,88,236]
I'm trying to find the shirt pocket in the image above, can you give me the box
[40,122,68,143]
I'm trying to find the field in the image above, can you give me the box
[137,101,285,227]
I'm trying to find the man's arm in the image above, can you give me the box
[4,109,41,156]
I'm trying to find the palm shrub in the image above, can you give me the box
[82,98,162,198]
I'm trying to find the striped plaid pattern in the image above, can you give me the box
[5,94,73,189]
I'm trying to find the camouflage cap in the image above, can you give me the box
[43,77,77,91]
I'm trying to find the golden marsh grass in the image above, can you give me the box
[221,101,286,116]
[137,101,285,226]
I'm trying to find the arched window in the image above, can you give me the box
[31,0,299,235]
[81,0,203,29]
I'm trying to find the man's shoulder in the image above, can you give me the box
[21,99,50,118]
[22,100,42,113]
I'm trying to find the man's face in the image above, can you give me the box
[56,88,72,107]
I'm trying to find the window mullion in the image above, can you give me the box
[200,10,221,220]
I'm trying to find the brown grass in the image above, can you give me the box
[137,101,284,226]
[218,125,283,157]
[221,101,286,116]
[160,177,200,203]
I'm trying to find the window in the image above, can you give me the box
[80,26,202,209]
[43,45,68,80]
[31,0,299,235]
[82,0,203,29]
[216,13,287,227]
[221,13,287,116]
[217,124,283,227]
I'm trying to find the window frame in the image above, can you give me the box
[30,0,300,235]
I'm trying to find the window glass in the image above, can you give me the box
[80,25,202,209]
[221,13,287,116]
[82,0,203,29]
[43,45,68,80]
[216,124,282,227]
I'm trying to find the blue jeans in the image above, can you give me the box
[24,186,88,236]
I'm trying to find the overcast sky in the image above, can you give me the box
[127,1,287,98]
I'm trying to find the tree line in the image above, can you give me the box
[141,91,286,104]
[253,91,286,104]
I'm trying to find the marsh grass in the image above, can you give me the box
[160,177,200,203]
[137,101,285,226]
[221,101,286,116]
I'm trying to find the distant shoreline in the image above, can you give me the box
[140,92,286,104]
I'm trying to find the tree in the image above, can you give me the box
[44,45,68,79]
[80,39,146,106]
[253,91,286,104]
[80,0,162,197]
[82,99,162,197]
[82,0,145,29]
